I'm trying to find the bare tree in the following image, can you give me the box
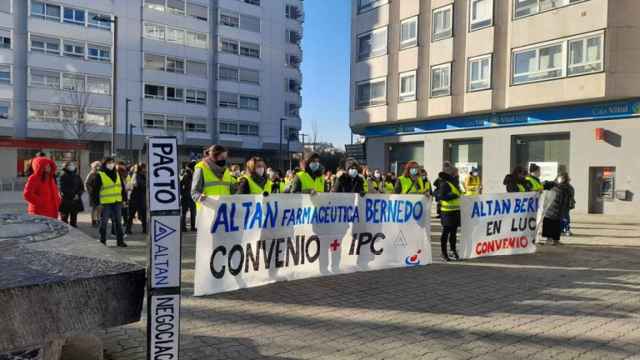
[60,78,104,141]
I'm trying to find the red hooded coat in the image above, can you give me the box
[23,157,61,218]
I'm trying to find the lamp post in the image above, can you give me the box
[124,98,131,160]
[279,118,286,171]
[93,14,118,156]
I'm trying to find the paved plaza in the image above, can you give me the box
[77,213,640,360]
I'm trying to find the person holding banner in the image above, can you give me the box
[394,161,425,194]
[236,157,273,195]
[503,166,531,193]
[383,172,396,193]
[435,163,462,261]
[367,169,385,193]
[526,164,545,192]
[420,168,433,196]
[331,158,365,194]
[291,152,326,194]
[191,145,235,206]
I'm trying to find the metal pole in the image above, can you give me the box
[279,118,285,171]
[287,133,291,170]
[125,98,130,160]
[111,16,118,156]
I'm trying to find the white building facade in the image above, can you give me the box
[0,0,303,177]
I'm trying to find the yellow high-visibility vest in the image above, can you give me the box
[517,183,526,192]
[98,171,122,205]
[465,176,481,195]
[296,171,325,193]
[398,176,425,194]
[243,175,273,195]
[384,181,395,193]
[195,161,234,208]
[526,176,543,191]
[440,181,461,213]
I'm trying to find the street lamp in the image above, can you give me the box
[124,98,131,160]
[279,118,286,171]
[93,14,118,156]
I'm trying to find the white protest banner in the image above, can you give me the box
[150,216,181,289]
[460,192,540,259]
[149,294,180,359]
[194,194,432,296]
[148,137,180,212]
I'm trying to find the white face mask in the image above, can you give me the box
[67,165,76,172]
[348,169,358,178]
[256,167,265,177]
[374,172,381,179]
[106,163,115,170]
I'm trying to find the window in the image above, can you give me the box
[287,30,301,45]
[239,68,259,84]
[514,0,586,19]
[432,5,453,42]
[30,35,60,55]
[144,54,165,71]
[286,5,301,20]
[513,42,563,84]
[240,14,261,32]
[358,0,386,13]
[239,95,259,111]
[0,29,10,49]
[166,57,185,73]
[220,11,239,28]
[88,12,112,30]
[186,31,207,48]
[399,71,416,101]
[240,42,260,58]
[430,63,451,97]
[87,76,111,95]
[220,38,239,54]
[30,103,60,122]
[470,0,493,31]
[186,89,206,104]
[0,0,10,14]
[85,109,110,126]
[219,65,238,81]
[166,27,185,44]
[88,44,110,62]
[244,0,260,6]
[186,60,207,78]
[400,17,418,49]
[63,41,85,58]
[286,54,301,68]
[144,23,165,41]
[61,106,83,121]
[568,35,603,76]
[144,113,165,129]
[219,121,238,135]
[145,0,165,12]
[356,79,386,108]
[167,0,186,15]
[166,117,184,131]
[30,68,60,88]
[63,7,86,26]
[166,86,184,102]
[186,121,206,133]
[187,2,208,21]
[238,123,259,136]
[62,73,85,91]
[286,102,300,117]
[357,28,387,61]
[468,55,492,91]
[0,100,9,119]
[0,64,10,84]
[219,92,238,108]
[145,84,165,99]
[31,1,61,21]
[286,79,300,93]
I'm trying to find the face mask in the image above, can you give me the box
[348,169,358,178]
[472,172,479,177]
[215,159,227,167]
[256,168,265,177]
[309,162,320,172]
[67,165,76,172]
[409,168,418,176]
[106,163,115,170]
[374,172,381,179]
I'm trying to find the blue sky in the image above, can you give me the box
[299,0,351,148]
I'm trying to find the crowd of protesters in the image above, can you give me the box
[22,147,574,257]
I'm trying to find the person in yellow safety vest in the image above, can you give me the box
[394,161,426,194]
[526,163,545,192]
[435,162,462,262]
[419,168,433,196]
[367,169,385,193]
[383,172,396,193]
[94,157,127,247]
[191,145,235,209]
[291,152,326,194]
[464,168,482,196]
[331,158,366,194]
[283,170,295,193]
[236,157,273,195]
[503,165,532,193]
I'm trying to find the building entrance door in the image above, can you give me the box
[589,167,616,214]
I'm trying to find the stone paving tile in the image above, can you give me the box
[77,213,640,360]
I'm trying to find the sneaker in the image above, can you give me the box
[451,252,461,261]
[440,255,451,262]
[117,242,128,248]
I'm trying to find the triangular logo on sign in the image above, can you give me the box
[393,231,408,247]
[153,220,176,243]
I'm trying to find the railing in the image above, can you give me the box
[0,177,27,192]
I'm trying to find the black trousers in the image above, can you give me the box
[181,201,197,231]
[127,205,147,234]
[61,211,78,227]
[441,225,459,257]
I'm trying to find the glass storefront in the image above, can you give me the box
[444,138,483,172]
[387,142,424,175]
[511,133,570,180]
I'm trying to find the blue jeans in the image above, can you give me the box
[100,203,124,243]
[561,213,571,233]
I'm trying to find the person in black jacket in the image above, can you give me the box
[503,166,531,193]
[58,161,84,227]
[126,163,147,234]
[180,161,197,232]
[435,162,462,262]
[331,158,365,194]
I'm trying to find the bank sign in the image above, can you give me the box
[147,137,182,360]
[363,99,640,137]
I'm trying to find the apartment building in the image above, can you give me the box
[0,0,303,178]
[350,0,640,215]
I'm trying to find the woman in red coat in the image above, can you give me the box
[23,157,61,219]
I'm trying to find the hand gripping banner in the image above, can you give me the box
[194,194,432,296]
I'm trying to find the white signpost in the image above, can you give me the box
[147,137,182,360]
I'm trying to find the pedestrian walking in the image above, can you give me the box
[126,163,147,234]
[192,145,235,207]
[541,176,572,246]
[290,152,326,194]
[435,163,462,261]
[58,161,84,227]
[236,157,273,195]
[94,157,127,247]
[85,161,102,227]
[557,173,575,236]
[331,158,365,194]
[180,161,197,232]
[23,157,61,219]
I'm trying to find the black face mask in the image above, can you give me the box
[215,159,227,167]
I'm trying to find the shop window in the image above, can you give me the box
[387,142,424,175]
[511,133,570,181]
